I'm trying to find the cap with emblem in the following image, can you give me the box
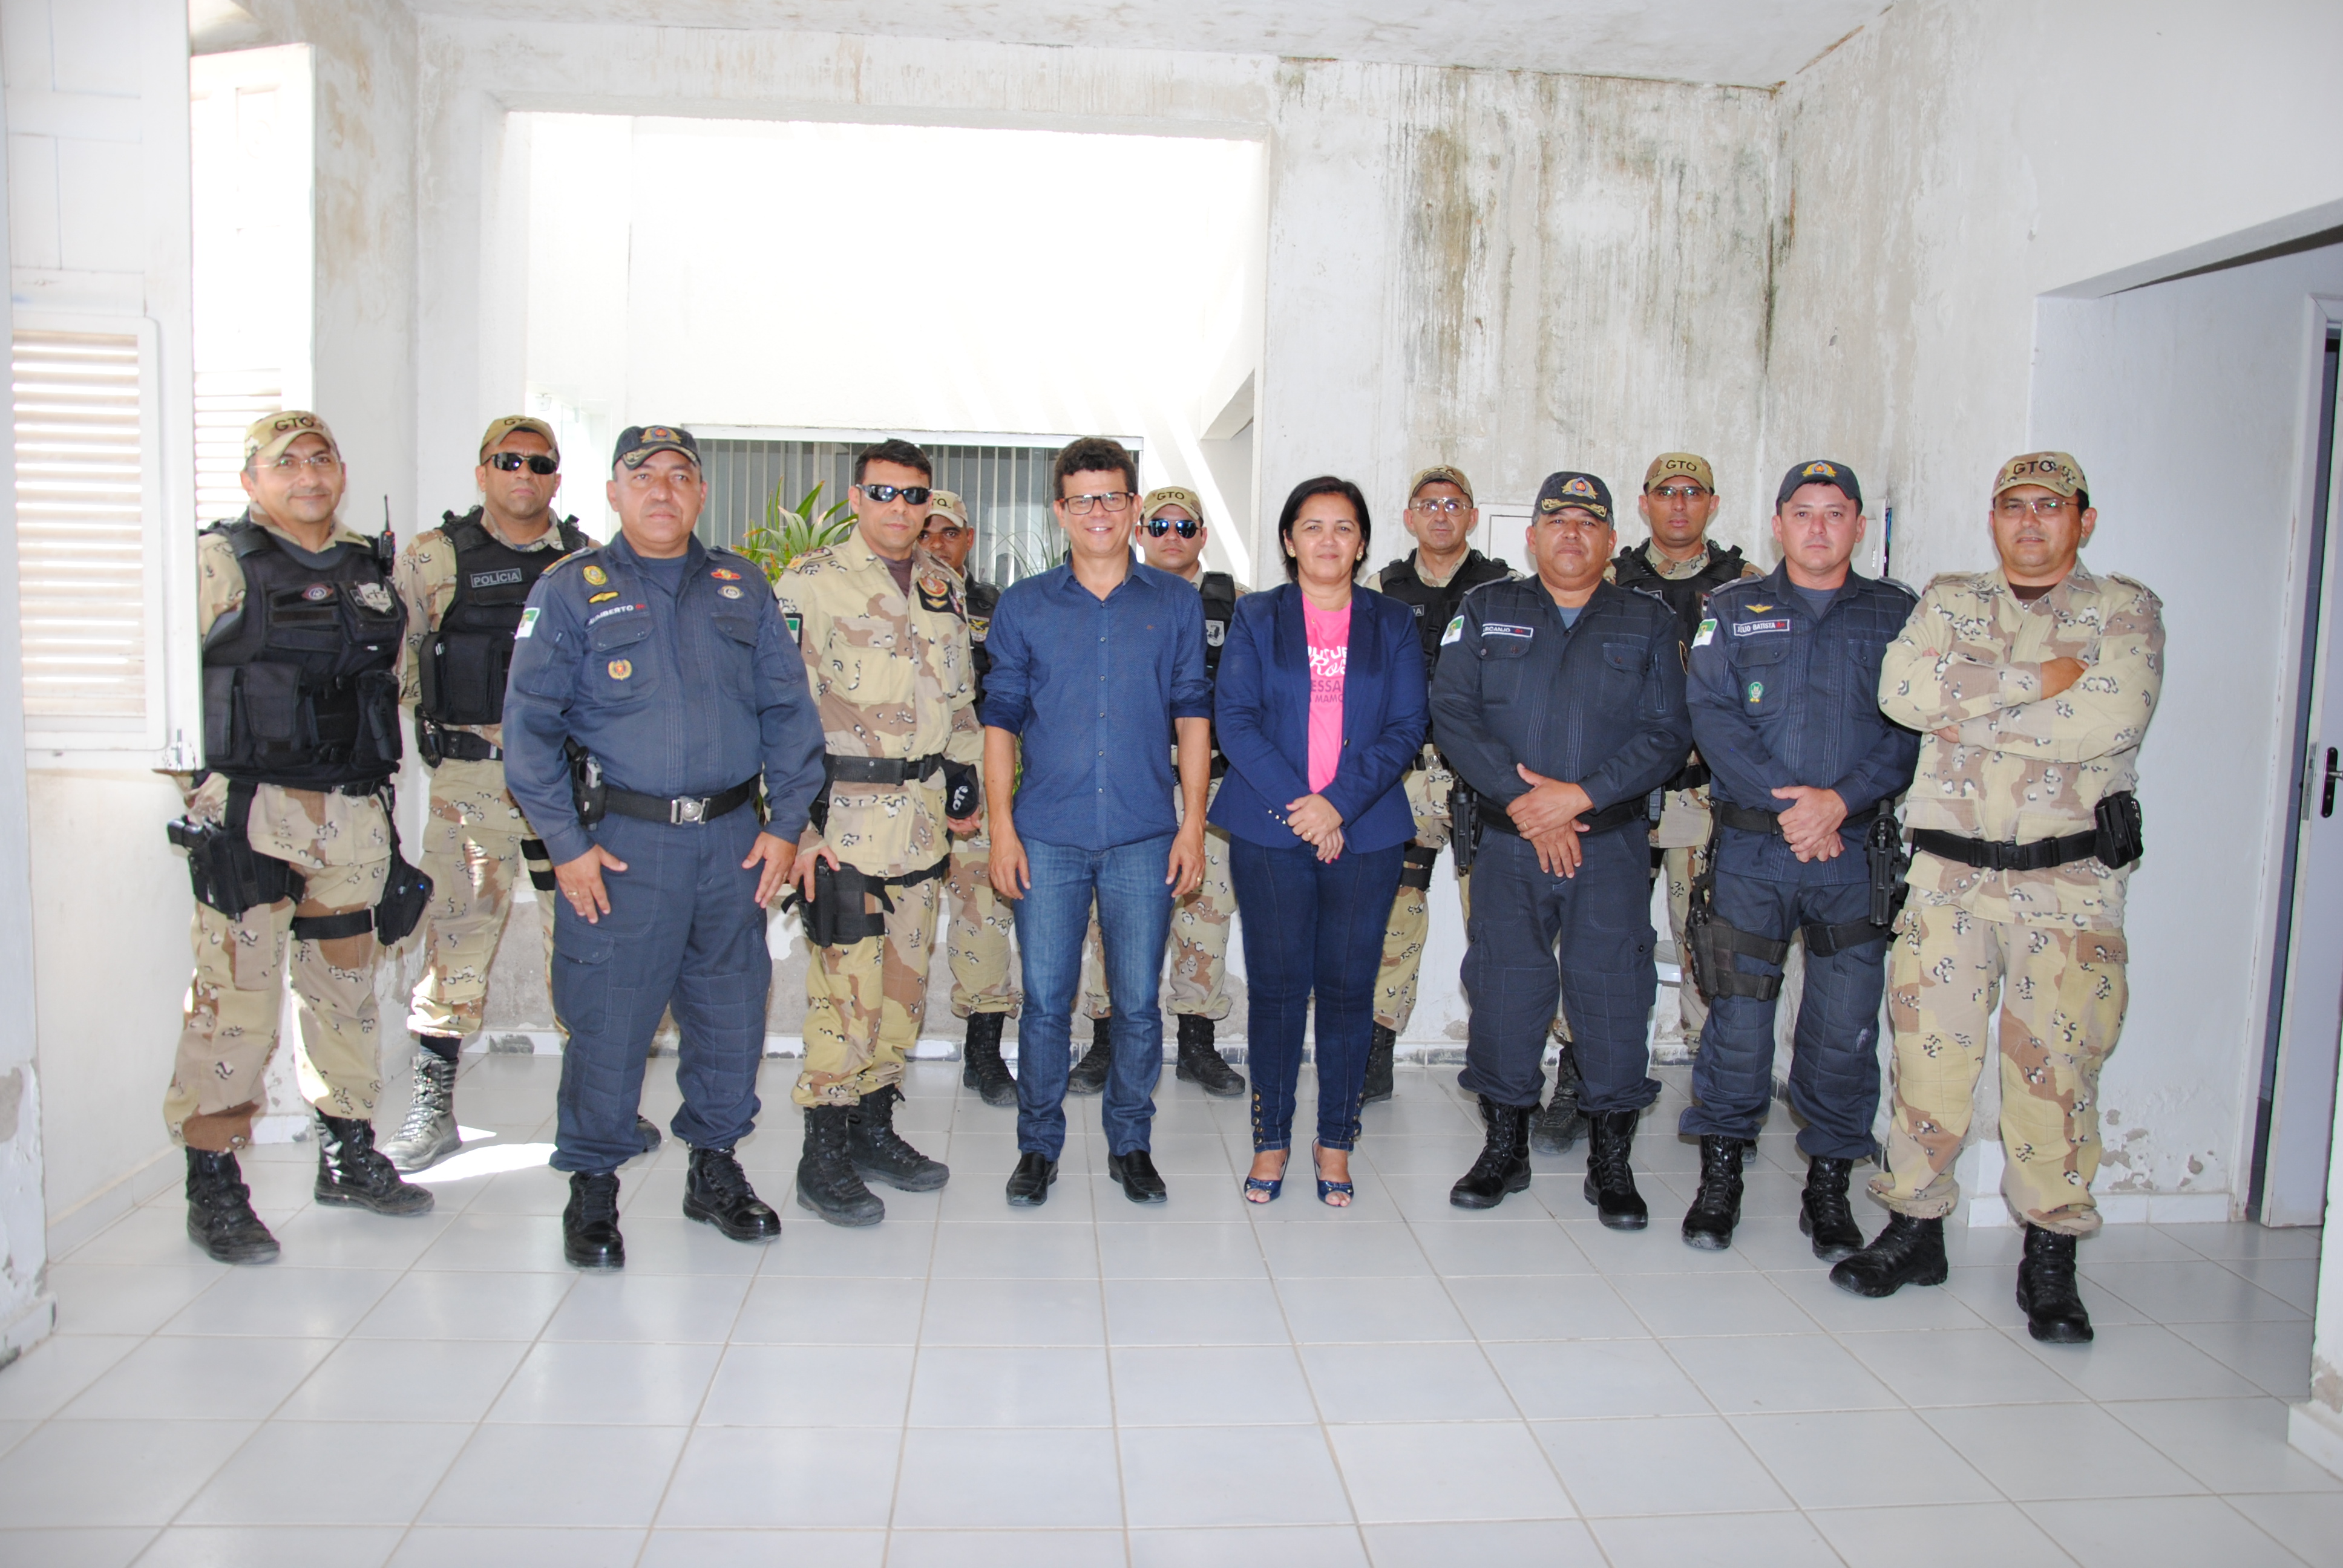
[1408,464,1474,503]
[1535,471,1613,522]
[478,414,560,465]
[612,424,702,471]
[1993,451,2087,501]
[244,411,339,467]
[926,489,970,528]
[1141,485,1206,523]
[1775,459,1862,510]
[1643,452,1716,493]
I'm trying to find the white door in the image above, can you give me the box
[2261,328,2343,1227]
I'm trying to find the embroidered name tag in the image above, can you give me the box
[1731,619,1792,637]
[1484,622,1535,639]
[469,567,525,590]
[588,602,644,626]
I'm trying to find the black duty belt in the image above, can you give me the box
[1666,760,1712,792]
[1479,797,1646,839]
[826,752,945,787]
[431,728,502,763]
[1910,826,2099,872]
[604,777,760,826]
[1714,799,1883,837]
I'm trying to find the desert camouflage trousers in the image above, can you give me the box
[1374,759,1463,1033]
[1082,776,1233,1022]
[1871,900,2131,1237]
[1653,786,1714,1040]
[406,758,554,1039]
[945,826,1021,1018]
[166,792,390,1152]
[794,869,944,1108]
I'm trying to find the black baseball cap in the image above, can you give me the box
[1775,459,1861,509]
[1535,471,1614,522]
[613,423,702,471]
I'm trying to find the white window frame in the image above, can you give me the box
[15,310,196,766]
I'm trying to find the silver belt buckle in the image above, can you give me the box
[672,797,707,825]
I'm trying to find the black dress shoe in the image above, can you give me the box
[2015,1224,2094,1343]
[1829,1212,1948,1298]
[683,1146,781,1241]
[1800,1157,1866,1261]
[1006,1151,1058,1207]
[1109,1149,1168,1203]
[563,1171,625,1270]
[1680,1135,1745,1250]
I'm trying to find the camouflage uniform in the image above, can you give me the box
[778,530,982,1106]
[393,518,567,1040]
[946,824,1021,1018]
[166,519,395,1151]
[1873,563,2164,1236]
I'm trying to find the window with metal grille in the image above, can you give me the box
[12,326,155,727]
[698,436,1136,586]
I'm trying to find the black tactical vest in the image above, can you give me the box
[200,516,406,788]
[964,578,1000,699]
[1375,549,1513,671]
[1611,541,1749,644]
[416,509,589,727]
[1198,570,1237,681]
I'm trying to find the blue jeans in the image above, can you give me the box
[1680,867,1886,1160]
[549,806,771,1175]
[1228,838,1403,1152]
[1458,826,1662,1113]
[1011,833,1175,1158]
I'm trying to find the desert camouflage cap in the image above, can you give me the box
[478,414,560,465]
[1643,452,1716,492]
[1994,451,2088,500]
[1141,485,1206,524]
[926,489,971,528]
[1408,464,1474,503]
[244,410,339,466]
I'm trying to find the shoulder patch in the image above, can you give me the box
[515,606,540,639]
[1692,616,1717,648]
[1440,614,1464,647]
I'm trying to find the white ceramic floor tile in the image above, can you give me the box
[1591,1509,1846,1567]
[918,1277,1106,1347]
[891,1426,1124,1527]
[1840,1325,2087,1407]
[2105,1397,2343,1495]
[1443,1273,1645,1341]
[0,1419,256,1526]
[44,1264,223,1338]
[1121,1424,1353,1527]
[730,1274,928,1345]
[59,1334,335,1421]
[267,1207,458,1270]
[0,1335,140,1420]
[488,1340,726,1425]
[540,1272,750,1344]
[2228,1492,2343,1564]
[883,1528,1129,1567]
[694,1343,916,1426]
[2023,1494,2306,1567]
[1484,1339,1712,1422]
[2171,1318,2316,1400]
[637,1530,880,1567]
[1359,1518,1605,1566]
[1808,1501,2074,1567]
[1924,1400,2206,1500]
[1611,1270,1814,1337]
[1255,1222,1432,1279]
[1663,1332,1901,1415]
[928,1221,1099,1278]
[2085,1259,2306,1324]
[2004,1321,2263,1402]
[1110,1344,1319,1426]
[275,1336,529,1423]
[1097,1222,1269,1279]
[179,1420,471,1525]
[1103,1277,1291,1346]
[655,1426,900,1528]
[160,1265,401,1339]
[387,1526,650,1567]
[1276,1276,1470,1343]
[422,1423,687,1527]
[1330,1420,1574,1524]
[1300,1341,1518,1423]
[1730,1410,1999,1509]
[1128,1524,1369,1567]
[349,1268,574,1341]
[906,1345,1112,1428]
[1533,1414,1792,1517]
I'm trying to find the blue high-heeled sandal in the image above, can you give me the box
[1242,1151,1288,1204]
[1312,1143,1354,1208]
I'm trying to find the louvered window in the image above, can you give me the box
[194,369,280,526]
[12,324,159,732]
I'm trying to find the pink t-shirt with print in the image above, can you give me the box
[1303,598,1348,794]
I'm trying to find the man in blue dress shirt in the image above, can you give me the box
[503,424,827,1269]
[981,437,1212,1207]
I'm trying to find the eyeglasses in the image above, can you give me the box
[1996,496,2072,518]
[1409,498,1468,515]
[1061,491,1134,516]
[1651,485,1711,501]
[1142,517,1201,538]
[488,452,558,475]
[857,483,933,505]
[267,452,339,472]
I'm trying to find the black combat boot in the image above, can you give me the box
[183,1148,280,1264]
[847,1085,950,1192]
[1067,1015,1113,1096]
[1362,1024,1397,1105]
[562,1171,624,1270]
[683,1146,782,1242]
[1582,1110,1649,1230]
[1174,1014,1245,1096]
[1450,1095,1534,1209]
[1529,1044,1590,1154]
[796,1105,885,1227]
[2015,1224,2094,1343]
[313,1112,434,1215]
[1829,1212,1948,1298]
[384,1050,460,1173]
[1680,1135,1745,1250]
[1799,1157,1866,1261]
[961,1011,1017,1108]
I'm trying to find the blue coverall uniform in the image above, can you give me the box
[1681,566,1920,1158]
[1430,578,1691,1112]
[502,532,827,1175]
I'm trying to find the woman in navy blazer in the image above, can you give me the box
[1210,477,1428,1205]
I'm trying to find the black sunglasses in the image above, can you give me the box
[488,452,559,475]
[1142,517,1201,539]
[858,483,934,505]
